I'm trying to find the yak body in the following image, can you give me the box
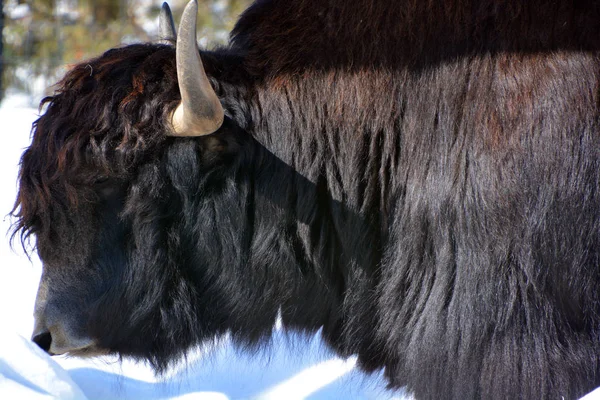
[13,1,600,399]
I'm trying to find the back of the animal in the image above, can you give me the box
[236,2,600,396]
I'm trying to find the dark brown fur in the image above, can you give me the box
[13,1,600,399]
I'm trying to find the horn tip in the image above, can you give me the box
[185,0,199,12]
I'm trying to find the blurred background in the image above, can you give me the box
[0,0,251,105]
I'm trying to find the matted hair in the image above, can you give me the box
[12,44,179,248]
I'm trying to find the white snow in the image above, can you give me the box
[0,333,87,400]
[0,94,408,399]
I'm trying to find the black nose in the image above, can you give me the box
[32,331,53,354]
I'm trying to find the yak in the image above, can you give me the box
[12,0,600,398]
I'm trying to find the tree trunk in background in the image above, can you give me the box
[0,0,4,103]
[92,0,120,25]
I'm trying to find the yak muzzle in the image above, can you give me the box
[31,316,96,356]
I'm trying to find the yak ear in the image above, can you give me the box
[158,2,177,45]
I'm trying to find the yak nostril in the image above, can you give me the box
[32,331,53,354]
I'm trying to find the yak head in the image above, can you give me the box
[12,1,251,371]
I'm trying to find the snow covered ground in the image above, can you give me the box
[0,93,409,399]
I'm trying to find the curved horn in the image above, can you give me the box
[158,2,177,44]
[170,0,224,137]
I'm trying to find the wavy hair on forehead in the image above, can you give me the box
[11,43,180,250]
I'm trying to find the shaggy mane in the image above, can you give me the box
[11,44,179,249]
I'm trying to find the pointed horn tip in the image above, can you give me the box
[158,1,176,45]
[160,2,172,15]
[184,0,199,14]
[178,1,200,45]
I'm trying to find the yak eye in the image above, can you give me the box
[93,176,119,198]
[94,176,109,185]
